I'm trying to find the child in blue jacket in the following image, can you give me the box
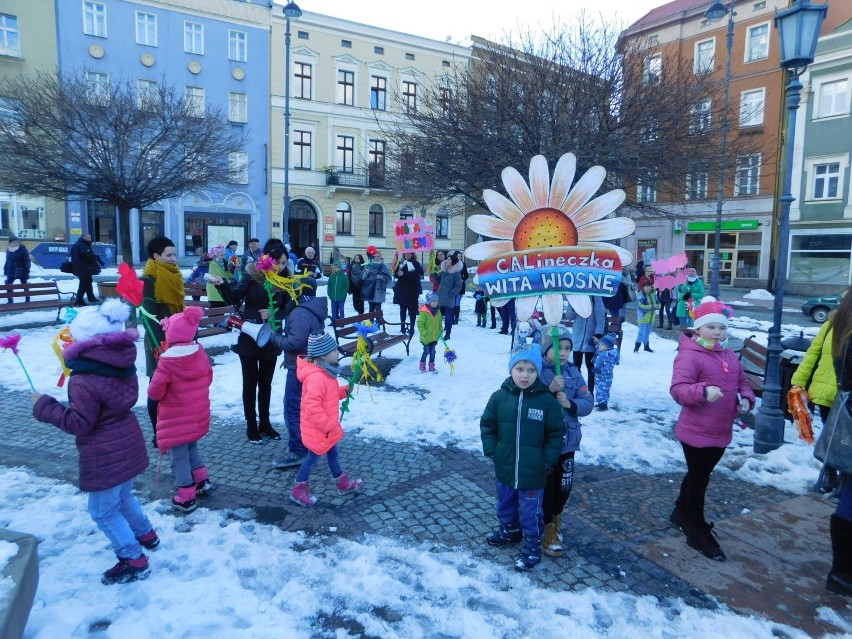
[593,333,620,411]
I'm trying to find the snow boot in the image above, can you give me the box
[686,522,725,561]
[644,343,654,353]
[246,419,263,445]
[335,473,364,495]
[542,523,563,557]
[633,342,640,353]
[290,481,317,507]
[419,361,427,373]
[666,322,673,330]
[192,467,214,497]
[669,504,688,533]
[827,514,852,597]
[554,514,563,542]
[428,362,437,374]
[172,485,197,513]
[514,536,542,571]
[101,555,150,585]
[136,530,160,550]
[259,422,281,440]
[487,524,523,546]
[596,403,608,411]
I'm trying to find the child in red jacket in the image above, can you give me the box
[290,331,364,506]
[148,305,214,513]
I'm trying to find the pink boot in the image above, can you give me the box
[419,361,426,373]
[172,485,197,513]
[290,481,317,506]
[335,473,364,495]
[428,362,437,374]
[192,466,213,496]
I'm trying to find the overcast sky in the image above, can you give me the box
[306,0,668,44]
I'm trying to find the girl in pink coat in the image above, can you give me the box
[290,331,364,506]
[148,305,214,513]
[669,296,755,563]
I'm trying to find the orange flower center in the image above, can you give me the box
[512,208,578,251]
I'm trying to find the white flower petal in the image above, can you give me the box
[490,297,510,308]
[464,240,515,261]
[501,166,536,214]
[515,296,538,321]
[565,294,592,318]
[577,217,636,243]
[571,190,627,228]
[576,242,635,267]
[541,293,565,325]
[467,215,516,240]
[549,153,577,209]
[482,189,524,226]
[528,155,551,209]
[561,166,606,217]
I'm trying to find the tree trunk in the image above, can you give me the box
[117,206,134,266]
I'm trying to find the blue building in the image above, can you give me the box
[55,0,271,263]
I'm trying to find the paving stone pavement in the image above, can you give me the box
[3,377,851,635]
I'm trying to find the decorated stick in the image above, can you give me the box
[116,262,163,355]
[0,334,36,392]
[551,325,562,377]
[439,336,457,375]
[339,322,384,419]
[255,254,312,332]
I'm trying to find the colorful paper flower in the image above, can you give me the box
[116,263,144,307]
[0,333,21,356]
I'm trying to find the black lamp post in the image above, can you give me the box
[703,0,735,299]
[753,0,826,454]
[281,1,302,246]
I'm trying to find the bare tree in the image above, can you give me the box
[379,16,770,220]
[0,70,248,263]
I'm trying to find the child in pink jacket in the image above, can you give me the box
[290,331,364,506]
[148,305,214,513]
[669,296,755,563]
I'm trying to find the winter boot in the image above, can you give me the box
[136,530,160,550]
[686,522,725,561]
[335,473,364,495]
[514,536,543,571]
[172,485,197,513]
[633,342,640,353]
[419,361,427,373]
[486,524,523,546]
[827,514,852,596]
[542,523,563,557]
[666,322,673,330]
[428,362,437,374]
[290,481,317,507]
[454,305,461,324]
[259,421,281,441]
[596,403,608,411]
[192,467,214,497]
[669,503,688,533]
[644,343,654,353]
[554,515,563,542]
[246,419,262,445]
[101,555,150,585]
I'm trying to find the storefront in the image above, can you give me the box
[183,212,250,258]
[684,220,763,287]
[788,230,852,290]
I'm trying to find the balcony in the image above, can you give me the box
[324,168,386,190]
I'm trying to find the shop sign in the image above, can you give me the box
[687,220,760,232]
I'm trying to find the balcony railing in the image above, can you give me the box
[324,168,386,189]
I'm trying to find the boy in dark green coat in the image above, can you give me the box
[480,343,565,571]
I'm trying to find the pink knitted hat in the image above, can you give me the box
[161,306,204,344]
[693,296,733,329]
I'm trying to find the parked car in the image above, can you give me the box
[802,295,840,323]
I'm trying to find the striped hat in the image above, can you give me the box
[307,331,337,358]
[693,296,733,329]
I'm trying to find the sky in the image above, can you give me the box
[304,0,666,45]
[2,257,849,637]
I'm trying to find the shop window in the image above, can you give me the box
[736,251,760,278]
[789,234,852,285]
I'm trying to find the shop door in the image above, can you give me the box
[704,250,734,286]
[289,200,317,255]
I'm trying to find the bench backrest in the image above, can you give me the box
[740,337,768,372]
[0,282,61,299]
[332,311,388,339]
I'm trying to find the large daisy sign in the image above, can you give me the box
[465,153,635,323]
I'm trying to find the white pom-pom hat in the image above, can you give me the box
[69,298,131,342]
[692,296,733,329]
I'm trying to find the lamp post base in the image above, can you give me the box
[753,400,785,454]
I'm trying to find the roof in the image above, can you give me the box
[629,0,714,30]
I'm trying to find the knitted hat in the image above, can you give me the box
[69,298,131,342]
[161,306,203,344]
[307,331,337,358]
[538,325,572,358]
[298,276,317,302]
[598,333,618,349]
[692,296,733,329]
[508,343,543,377]
[425,292,439,304]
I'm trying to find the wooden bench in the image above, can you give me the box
[331,310,413,360]
[195,305,234,339]
[0,281,74,320]
[738,335,767,397]
[185,283,208,302]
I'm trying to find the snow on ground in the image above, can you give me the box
[743,289,776,301]
[0,539,17,611]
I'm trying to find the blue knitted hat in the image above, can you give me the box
[598,333,618,350]
[508,343,542,377]
[307,331,337,358]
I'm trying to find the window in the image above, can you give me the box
[405,52,415,61]
[184,86,205,117]
[135,11,157,46]
[736,154,761,196]
[228,92,247,123]
[229,30,247,62]
[297,30,308,39]
[647,35,659,45]
[686,166,709,200]
[640,118,659,143]
[790,233,852,285]
[341,39,352,48]
[184,21,204,54]
[137,79,158,108]
[0,14,20,57]
[739,88,765,127]
[85,71,110,105]
[337,70,354,106]
[746,23,769,62]
[753,1,767,9]
[293,130,311,169]
[369,204,384,236]
[436,209,449,239]
[335,135,354,172]
[637,170,657,203]
[294,63,312,99]
[374,46,384,54]
[439,86,452,114]
[694,39,715,74]
[370,76,387,110]
[442,60,450,67]
[336,202,352,234]
[811,162,841,199]
[399,144,416,181]
[229,151,248,184]
[816,79,849,118]
[83,1,107,37]
[643,54,662,86]
[399,205,414,220]
[402,81,417,114]
[689,99,711,134]
[368,140,385,187]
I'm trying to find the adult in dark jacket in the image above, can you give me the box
[453,251,468,324]
[566,295,606,396]
[658,286,675,329]
[392,252,423,334]
[70,233,103,306]
[270,287,328,468]
[437,254,463,339]
[241,238,262,270]
[216,243,293,444]
[4,236,30,302]
[349,253,365,314]
[602,275,631,319]
[296,246,323,278]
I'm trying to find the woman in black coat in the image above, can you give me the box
[392,252,424,335]
[70,233,103,306]
[453,250,468,325]
[349,253,365,314]
[4,236,30,302]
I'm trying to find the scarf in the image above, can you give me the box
[695,337,729,351]
[317,360,341,378]
[143,259,186,314]
[66,357,137,378]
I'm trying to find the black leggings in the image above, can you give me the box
[676,442,725,530]
[398,301,417,331]
[543,452,575,524]
[239,356,277,427]
[573,351,595,394]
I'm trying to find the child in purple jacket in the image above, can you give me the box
[669,296,755,563]
[31,299,157,585]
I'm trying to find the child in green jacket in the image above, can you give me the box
[480,343,564,571]
[327,262,350,321]
[416,293,443,373]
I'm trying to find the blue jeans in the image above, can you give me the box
[331,300,346,321]
[442,306,454,337]
[420,342,436,363]
[284,368,308,456]
[295,444,343,483]
[87,479,152,560]
[170,441,204,488]
[637,322,653,344]
[495,480,543,542]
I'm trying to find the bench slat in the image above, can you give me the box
[331,310,411,359]
[0,280,72,320]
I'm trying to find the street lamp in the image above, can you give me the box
[281,0,302,246]
[704,0,735,300]
[753,0,826,454]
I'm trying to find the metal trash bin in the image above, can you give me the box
[779,331,813,420]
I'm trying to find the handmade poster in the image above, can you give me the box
[394,217,434,253]
[465,153,635,322]
[651,252,689,291]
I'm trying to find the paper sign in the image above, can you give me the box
[394,217,434,253]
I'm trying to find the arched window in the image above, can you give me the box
[399,205,414,220]
[336,202,352,235]
[369,204,384,236]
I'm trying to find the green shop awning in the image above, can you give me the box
[686,220,760,231]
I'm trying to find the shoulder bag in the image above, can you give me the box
[814,389,852,475]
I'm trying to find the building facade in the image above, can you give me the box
[788,20,852,295]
